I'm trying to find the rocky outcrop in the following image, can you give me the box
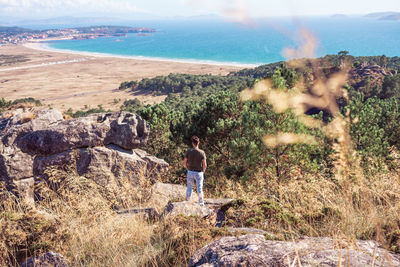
[146,182,196,212]
[189,235,400,267]
[348,63,389,91]
[163,201,215,218]
[0,108,168,203]
[33,146,164,187]
[18,111,148,155]
[0,108,64,181]
[20,252,67,267]
[162,199,235,226]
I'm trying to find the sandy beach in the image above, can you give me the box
[0,43,242,112]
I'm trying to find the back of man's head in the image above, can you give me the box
[191,135,200,146]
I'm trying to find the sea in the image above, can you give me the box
[42,16,400,66]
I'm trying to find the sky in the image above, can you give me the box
[0,0,399,19]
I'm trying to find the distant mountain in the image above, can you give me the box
[379,14,400,21]
[0,26,35,34]
[365,12,400,20]
[16,16,124,26]
[6,13,162,28]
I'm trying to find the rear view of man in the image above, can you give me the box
[183,136,207,206]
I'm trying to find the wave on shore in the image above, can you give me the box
[24,42,259,68]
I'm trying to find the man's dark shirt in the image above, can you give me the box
[184,148,206,172]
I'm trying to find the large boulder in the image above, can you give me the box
[1,108,64,181]
[0,108,167,203]
[189,235,400,267]
[163,201,215,218]
[18,111,149,156]
[33,145,168,187]
[146,182,197,211]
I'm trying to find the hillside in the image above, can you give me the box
[365,11,400,20]
[0,26,34,34]
[1,53,400,266]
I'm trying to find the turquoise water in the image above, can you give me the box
[47,17,400,65]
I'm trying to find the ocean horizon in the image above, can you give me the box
[44,16,400,65]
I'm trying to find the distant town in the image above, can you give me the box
[0,26,156,45]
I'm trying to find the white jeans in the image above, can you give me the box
[186,170,204,205]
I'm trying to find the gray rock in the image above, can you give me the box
[0,108,64,137]
[20,251,67,267]
[134,149,169,180]
[163,201,215,218]
[0,108,64,181]
[162,198,235,224]
[1,149,34,180]
[0,108,167,204]
[18,112,149,156]
[189,235,400,267]
[34,146,168,187]
[146,182,196,211]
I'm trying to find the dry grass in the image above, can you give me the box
[0,163,232,266]
[19,112,36,124]
[236,29,400,259]
[1,120,399,266]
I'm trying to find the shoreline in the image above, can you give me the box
[0,43,242,112]
[24,41,260,68]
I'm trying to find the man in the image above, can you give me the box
[183,135,207,206]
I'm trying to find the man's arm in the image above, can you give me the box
[202,158,207,173]
[183,157,188,170]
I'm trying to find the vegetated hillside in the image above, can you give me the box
[0,25,154,35]
[2,54,400,266]
[115,54,400,182]
[117,53,400,251]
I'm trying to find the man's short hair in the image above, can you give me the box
[191,135,200,146]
